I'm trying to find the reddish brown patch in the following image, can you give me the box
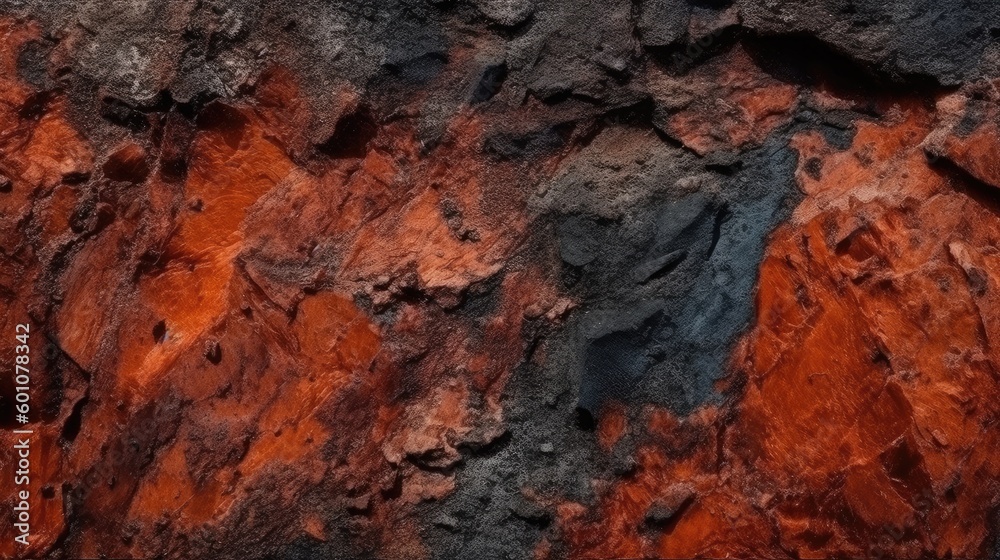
[926,90,1000,189]
[597,402,627,451]
[650,45,800,155]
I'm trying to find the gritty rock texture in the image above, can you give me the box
[737,0,1000,85]
[1,0,1000,559]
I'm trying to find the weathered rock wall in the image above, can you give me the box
[1,1,999,558]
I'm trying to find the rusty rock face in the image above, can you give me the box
[1,1,1000,558]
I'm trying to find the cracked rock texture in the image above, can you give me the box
[1,0,1000,558]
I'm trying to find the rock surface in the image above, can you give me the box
[0,1,999,559]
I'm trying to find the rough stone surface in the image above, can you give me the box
[1,1,1000,559]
